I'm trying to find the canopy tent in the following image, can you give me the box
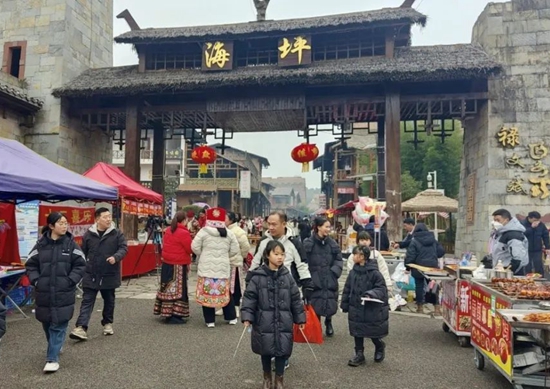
[0,138,118,202]
[401,189,458,213]
[83,162,163,204]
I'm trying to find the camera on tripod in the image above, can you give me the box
[144,215,166,232]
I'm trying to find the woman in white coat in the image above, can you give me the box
[192,208,240,327]
[224,211,250,317]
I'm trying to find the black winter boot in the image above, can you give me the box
[325,319,334,337]
[374,340,386,363]
[274,374,284,389]
[348,349,366,367]
[263,371,272,389]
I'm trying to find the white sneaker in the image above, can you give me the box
[228,319,238,325]
[103,323,114,336]
[206,323,215,328]
[43,362,59,373]
[215,309,223,316]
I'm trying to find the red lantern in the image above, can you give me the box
[291,142,319,172]
[191,145,217,174]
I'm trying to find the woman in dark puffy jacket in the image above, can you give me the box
[154,211,193,324]
[404,223,445,315]
[341,245,389,367]
[25,212,86,373]
[241,240,306,389]
[303,217,343,337]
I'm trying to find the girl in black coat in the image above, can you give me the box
[25,212,86,373]
[303,217,343,337]
[341,245,389,367]
[241,240,306,389]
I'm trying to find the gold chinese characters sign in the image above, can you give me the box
[202,41,233,71]
[500,126,550,200]
[466,173,476,225]
[278,36,312,67]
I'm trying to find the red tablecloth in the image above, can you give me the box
[122,243,157,277]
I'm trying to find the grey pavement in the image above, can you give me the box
[1,268,512,389]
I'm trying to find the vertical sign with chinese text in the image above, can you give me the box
[470,283,512,378]
[202,41,233,71]
[16,201,39,258]
[240,171,251,199]
[278,36,312,67]
[466,173,476,226]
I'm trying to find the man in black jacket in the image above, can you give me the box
[394,218,415,249]
[521,211,550,274]
[70,208,127,340]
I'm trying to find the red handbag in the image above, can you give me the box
[293,304,323,344]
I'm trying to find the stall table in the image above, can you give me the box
[122,243,158,277]
[0,269,29,318]
[471,280,550,388]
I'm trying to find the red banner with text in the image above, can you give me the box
[121,199,162,217]
[39,205,95,246]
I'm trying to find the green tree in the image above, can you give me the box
[401,170,423,201]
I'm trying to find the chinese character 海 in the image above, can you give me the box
[497,127,520,148]
[278,36,311,65]
[530,160,549,177]
[529,141,548,161]
[204,42,231,69]
[507,177,528,195]
[529,177,550,200]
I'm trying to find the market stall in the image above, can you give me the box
[83,162,163,277]
[0,138,118,314]
[471,278,550,388]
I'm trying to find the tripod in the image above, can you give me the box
[126,223,163,287]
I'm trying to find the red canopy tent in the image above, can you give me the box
[83,162,162,205]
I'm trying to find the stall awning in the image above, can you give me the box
[0,138,118,202]
[83,162,163,204]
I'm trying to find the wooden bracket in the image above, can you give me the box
[116,9,140,31]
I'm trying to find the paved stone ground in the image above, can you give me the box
[1,265,514,389]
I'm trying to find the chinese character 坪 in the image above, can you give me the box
[278,36,311,65]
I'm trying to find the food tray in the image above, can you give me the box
[497,309,550,331]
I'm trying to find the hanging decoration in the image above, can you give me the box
[352,197,389,227]
[191,145,217,174]
[291,142,319,172]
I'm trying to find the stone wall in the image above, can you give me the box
[0,0,113,173]
[456,0,550,257]
[0,109,24,141]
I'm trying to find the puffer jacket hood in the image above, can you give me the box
[413,230,437,247]
[497,217,526,235]
[192,226,240,279]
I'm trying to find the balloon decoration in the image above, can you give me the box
[191,145,217,174]
[352,197,389,227]
[291,143,319,172]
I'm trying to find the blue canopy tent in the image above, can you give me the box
[0,138,118,202]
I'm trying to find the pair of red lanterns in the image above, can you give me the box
[190,142,318,173]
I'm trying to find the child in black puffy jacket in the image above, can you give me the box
[241,240,306,389]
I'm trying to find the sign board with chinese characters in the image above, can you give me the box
[121,199,163,217]
[38,204,95,246]
[441,280,471,335]
[470,283,512,378]
[466,173,476,225]
[202,41,233,71]
[278,36,312,67]
[239,170,251,199]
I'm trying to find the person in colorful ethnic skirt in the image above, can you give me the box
[154,211,193,324]
[192,208,240,327]
[224,211,250,317]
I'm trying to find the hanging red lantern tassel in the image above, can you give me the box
[191,145,217,174]
[291,142,319,173]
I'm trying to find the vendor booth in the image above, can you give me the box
[0,138,118,316]
[83,162,163,277]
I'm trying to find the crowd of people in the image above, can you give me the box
[5,202,548,388]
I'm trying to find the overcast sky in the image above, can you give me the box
[112,0,496,188]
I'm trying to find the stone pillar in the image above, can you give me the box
[385,87,402,242]
[456,0,550,258]
[151,122,165,198]
[376,118,386,201]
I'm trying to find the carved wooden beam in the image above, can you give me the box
[116,9,141,31]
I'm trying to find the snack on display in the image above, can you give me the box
[523,312,550,323]
[491,278,550,300]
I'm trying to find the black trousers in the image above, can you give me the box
[202,293,236,323]
[233,268,242,307]
[354,336,383,351]
[261,355,287,376]
[76,288,116,330]
[529,251,544,275]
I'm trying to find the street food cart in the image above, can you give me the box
[441,265,476,347]
[471,279,550,388]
